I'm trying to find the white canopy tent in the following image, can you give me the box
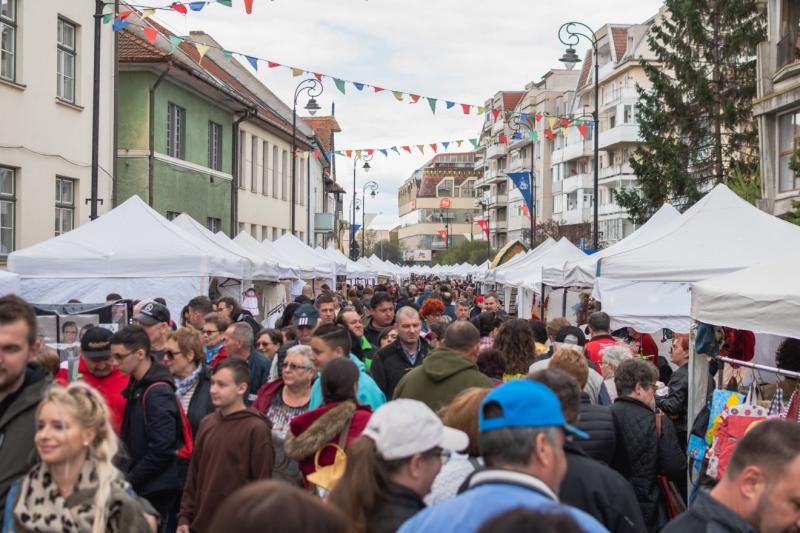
[227,232,303,280]
[172,214,279,281]
[273,234,336,282]
[321,246,376,279]
[8,195,246,318]
[594,184,800,333]
[542,204,681,288]
[0,270,20,296]
[502,238,587,291]
[493,238,558,285]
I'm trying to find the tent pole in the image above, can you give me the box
[562,288,568,317]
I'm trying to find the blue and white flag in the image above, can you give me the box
[506,171,533,215]
[350,224,362,241]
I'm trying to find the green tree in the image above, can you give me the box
[727,169,761,206]
[371,239,402,263]
[617,0,765,224]
[435,240,494,265]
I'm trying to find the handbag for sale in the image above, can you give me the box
[707,404,768,480]
[706,388,744,445]
[306,415,353,492]
[783,387,800,423]
[655,414,687,519]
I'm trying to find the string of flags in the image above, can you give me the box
[108,7,596,125]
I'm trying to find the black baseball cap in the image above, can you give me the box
[80,327,113,358]
[555,326,586,347]
[293,303,319,327]
[133,302,171,325]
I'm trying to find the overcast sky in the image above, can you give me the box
[152,0,663,229]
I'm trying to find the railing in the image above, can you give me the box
[778,31,800,70]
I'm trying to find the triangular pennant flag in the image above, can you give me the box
[560,117,570,128]
[141,7,157,17]
[427,97,437,114]
[491,109,500,121]
[168,35,183,52]
[245,55,258,70]
[461,104,471,114]
[143,27,158,45]
[469,138,478,147]
[345,150,353,158]
[561,127,569,137]
[189,2,206,11]
[380,149,388,157]
[355,150,362,159]
[410,94,421,103]
[267,61,281,68]
[354,82,365,91]
[548,116,558,129]
[334,78,346,94]
[367,149,374,156]
[446,101,455,109]
[498,133,508,144]
[520,113,529,121]
[535,113,542,122]
[402,146,411,153]
[118,10,132,19]
[171,2,188,14]
[442,141,450,150]
[391,146,400,155]
[417,145,425,154]
[244,0,254,14]
[222,49,233,60]
[102,13,113,24]
[477,106,485,115]
[577,124,588,138]
[314,151,320,160]
[325,151,332,160]
[217,0,232,5]
[529,130,539,142]
[392,91,404,101]
[291,67,304,77]
[111,19,129,31]
[456,140,463,147]
[195,43,210,61]
[430,144,438,153]
[374,86,384,93]
[302,151,309,160]
[504,111,512,120]
[544,128,555,140]
[313,72,322,81]
[511,132,522,140]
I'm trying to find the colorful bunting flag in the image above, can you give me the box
[314,151,320,160]
[410,94,421,103]
[391,146,400,155]
[217,0,232,6]
[456,140,463,147]
[313,72,322,81]
[245,55,258,70]
[427,98,436,114]
[544,128,555,140]
[520,113,529,121]
[143,27,158,45]
[402,146,411,153]
[325,151,333,160]
[529,130,539,142]
[393,91,404,102]
[291,67,304,77]
[561,127,569,137]
[498,133,508,144]
[355,150,362,159]
[430,144,438,153]
[446,101,455,109]
[461,104,471,115]
[334,79,346,94]
[548,116,558,129]
[244,0,254,14]
[102,13,113,24]
[169,35,183,52]
[374,86,384,93]
[535,113,543,122]
[380,149,388,157]
[442,141,449,149]
[171,2,188,14]
[477,106,485,115]
[491,109,500,121]
[267,61,280,68]
[511,132,521,140]
[367,149,374,156]
[354,82,365,91]
[345,150,353,158]
[111,19,129,31]
[560,117,570,128]
[223,49,233,60]
[195,43,210,61]
[417,145,425,154]
[577,124,588,138]
[118,10,132,19]
[189,2,206,12]
[469,138,478,148]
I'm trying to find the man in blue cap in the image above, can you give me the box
[398,379,608,533]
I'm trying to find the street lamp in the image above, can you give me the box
[361,180,379,259]
[509,116,537,248]
[291,78,324,235]
[351,154,372,259]
[438,213,450,250]
[558,21,599,250]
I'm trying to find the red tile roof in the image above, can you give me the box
[502,91,526,111]
[302,116,342,154]
[577,49,593,89]
[611,26,629,61]
[117,29,168,62]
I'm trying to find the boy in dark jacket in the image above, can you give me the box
[112,326,181,531]
[178,358,273,533]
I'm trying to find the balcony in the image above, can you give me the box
[599,163,634,180]
[778,31,800,70]
[473,157,486,172]
[561,140,594,162]
[491,219,508,231]
[486,142,508,160]
[562,173,594,195]
[484,167,508,184]
[561,207,592,225]
[551,179,562,194]
[489,193,508,206]
[598,202,626,217]
[600,87,639,111]
[598,124,640,150]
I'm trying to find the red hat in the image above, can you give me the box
[475,296,485,304]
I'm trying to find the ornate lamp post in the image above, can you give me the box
[291,79,323,235]
[361,180,379,258]
[508,116,537,248]
[351,154,372,259]
[558,21,599,250]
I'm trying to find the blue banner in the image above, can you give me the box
[506,171,533,215]
[350,224,362,241]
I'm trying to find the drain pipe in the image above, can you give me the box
[231,108,256,235]
[148,64,171,207]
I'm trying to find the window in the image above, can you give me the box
[281,228,287,236]
[206,217,221,233]
[1,0,16,82]
[272,145,279,199]
[0,166,15,254]
[623,105,635,124]
[237,130,246,188]
[778,110,800,191]
[281,150,288,201]
[261,225,268,240]
[272,227,278,240]
[238,222,245,234]
[167,103,186,159]
[461,179,475,198]
[262,141,268,196]
[57,19,76,103]
[437,179,454,197]
[208,121,222,171]
[250,136,259,192]
[55,177,75,236]
[250,224,257,238]
[608,114,616,130]
[299,231,304,242]
[165,211,180,221]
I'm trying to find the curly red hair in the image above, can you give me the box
[419,298,445,319]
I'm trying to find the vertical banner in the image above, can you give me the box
[506,171,533,216]
[476,219,490,237]
[350,224,362,241]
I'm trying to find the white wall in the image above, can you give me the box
[0,0,114,253]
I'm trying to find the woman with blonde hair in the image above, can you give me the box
[4,382,152,532]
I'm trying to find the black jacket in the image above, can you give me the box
[656,364,689,436]
[234,311,262,341]
[574,392,616,465]
[367,482,426,533]
[661,490,755,533]
[370,338,430,399]
[178,365,214,489]
[364,317,388,349]
[560,442,646,533]
[120,357,181,496]
[247,349,272,402]
[611,396,686,531]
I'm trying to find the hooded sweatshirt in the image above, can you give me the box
[392,347,493,411]
[308,354,386,410]
[77,357,128,434]
[178,407,274,533]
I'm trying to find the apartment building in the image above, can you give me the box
[754,0,800,216]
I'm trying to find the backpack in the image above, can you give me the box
[142,382,194,460]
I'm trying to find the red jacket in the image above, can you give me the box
[253,378,284,414]
[584,335,617,368]
[61,357,129,433]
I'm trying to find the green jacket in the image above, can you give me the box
[393,347,492,412]
[0,363,52,508]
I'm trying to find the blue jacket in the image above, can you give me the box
[398,469,608,533]
[309,354,386,410]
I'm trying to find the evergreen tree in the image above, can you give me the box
[617,0,765,224]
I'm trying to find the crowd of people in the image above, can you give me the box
[1,277,799,533]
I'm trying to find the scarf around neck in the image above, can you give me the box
[13,458,131,532]
[175,363,203,399]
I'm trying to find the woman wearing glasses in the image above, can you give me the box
[255,329,283,360]
[163,328,213,488]
[253,344,316,486]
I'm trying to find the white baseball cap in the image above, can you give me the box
[362,399,469,460]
